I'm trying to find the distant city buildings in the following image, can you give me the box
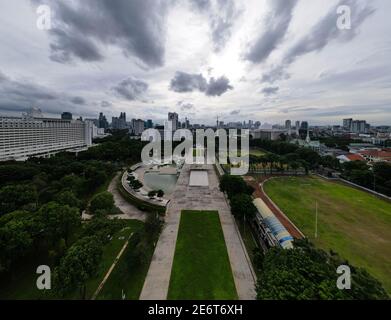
[343,118,370,133]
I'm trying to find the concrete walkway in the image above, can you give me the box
[108,173,147,222]
[140,164,256,300]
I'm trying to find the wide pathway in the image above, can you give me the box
[108,173,147,221]
[140,164,256,300]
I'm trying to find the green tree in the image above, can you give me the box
[148,190,157,198]
[54,236,103,299]
[55,190,82,210]
[38,202,80,246]
[156,190,164,198]
[89,191,115,214]
[256,239,388,300]
[219,174,253,198]
[0,184,38,216]
[0,217,34,271]
[230,194,257,220]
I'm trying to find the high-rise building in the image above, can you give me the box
[351,120,367,133]
[185,117,190,129]
[343,118,353,130]
[61,112,73,120]
[111,112,127,129]
[285,120,292,135]
[295,121,300,135]
[168,112,179,131]
[300,121,309,131]
[0,112,93,161]
[145,119,153,129]
[98,112,109,129]
[131,119,145,136]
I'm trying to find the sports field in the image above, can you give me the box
[264,176,391,294]
[168,210,237,300]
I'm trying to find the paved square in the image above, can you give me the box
[189,170,209,186]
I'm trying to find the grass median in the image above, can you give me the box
[168,210,237,300]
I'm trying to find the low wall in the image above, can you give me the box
[119,171,166,215]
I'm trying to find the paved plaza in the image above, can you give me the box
[140,164,256,300]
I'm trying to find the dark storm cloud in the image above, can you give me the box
[35,0,170,67]
[0,70,91,116]
[101,100,112,108]
[177,101,194,111]
[49,29,103,63]
[230,109,240,115]
[189,0,211,12]
[170,71,233,96]
[71,96,86,105]
[263,0,375,83]
[170,72,208,93]
[245,0,298,63]
[261,66,290,84]
[261,86,279,96]
[189,0,240,52]
[210,0,240,52]
[205,76,233,96]
[284,0,375,65]
[112,77,149,101]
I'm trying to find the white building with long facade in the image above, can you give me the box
[0,113,93,161]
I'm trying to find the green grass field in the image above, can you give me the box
[168,210,237,300]
[79,219,143,299]
[249,148,266,157]
[264,176,391,293]
[0,220,143,300]
[97,221,157,300]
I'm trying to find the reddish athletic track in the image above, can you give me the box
[244,176,304,239]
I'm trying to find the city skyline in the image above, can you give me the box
[0,0,391,126]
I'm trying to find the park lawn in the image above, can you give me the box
[69,219,144,299]
[264,176,391,294]
[168,210,238,300]
[235,216,261,277]
[97,223,156,300]
[249,148,266,157]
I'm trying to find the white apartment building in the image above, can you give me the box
[0,116,93,161]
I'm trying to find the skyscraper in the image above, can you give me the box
[98,112,109,129]
[131,119,145,136]
[168,112,179,131]
[343,118,353,130]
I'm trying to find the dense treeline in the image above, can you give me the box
[0,131,145,293]
[254,239,389,300]
[249,139,324,173]
[80,129,146,163]
[341,161,391,196]
[219,174,257,223]
[249,139,391,196]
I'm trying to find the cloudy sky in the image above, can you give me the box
[0,0,390,125]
